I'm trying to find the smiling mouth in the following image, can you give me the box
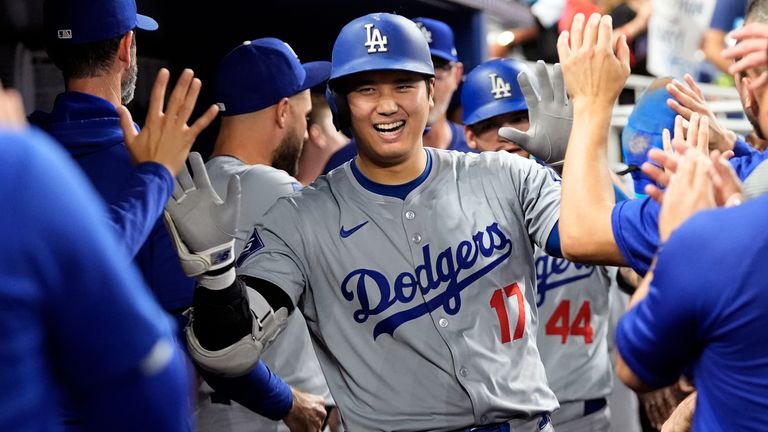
[373,120,405,135]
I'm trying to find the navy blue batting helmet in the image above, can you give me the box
[461,59,528,126]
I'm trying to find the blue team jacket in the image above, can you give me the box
[29,92,293,420]
[30,92,192,311]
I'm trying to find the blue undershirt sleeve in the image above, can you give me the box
[545,221,562,258]
[199,361,293,420]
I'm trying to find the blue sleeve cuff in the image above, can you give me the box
[545,221,562,257]
[199,361,293,420]
[733,136,757,158]
[134,162,174,198]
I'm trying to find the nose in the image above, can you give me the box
[376,92,398,116]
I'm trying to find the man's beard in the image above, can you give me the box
[272,130,303,177]
[428,96,450,125]
[121,45,138,105]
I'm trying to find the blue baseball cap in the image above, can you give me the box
[621,86,677,196]
[44,0,158,44]
[412,17,458,62]
[216,38,331,117]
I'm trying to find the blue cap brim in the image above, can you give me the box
[137,14,159,31]
[431,49,458,63]
[301,61,332,91]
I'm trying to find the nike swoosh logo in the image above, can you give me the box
[340,221,369,238]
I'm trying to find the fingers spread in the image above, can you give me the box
[535,60,554,102]
[176,77,202,126]
[166,69,195,120]
[517,71,540,109]
[147,68,170,128]
[570,14,586,51]
[189,104,221,136]
[557,31,572,63]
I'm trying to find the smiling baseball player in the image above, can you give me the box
[163,13,572,432]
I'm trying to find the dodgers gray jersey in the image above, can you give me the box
[205,156,332,410]
[534,248,615,403]
[238,148,561,432]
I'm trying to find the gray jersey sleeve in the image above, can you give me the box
[500,153,561,249]
[236,196,309,306]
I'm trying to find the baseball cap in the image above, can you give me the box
[216,38,331,117]
[412,17,458,62]
[43,0,158,44]
[620,85,677,196]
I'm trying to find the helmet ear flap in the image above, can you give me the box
[325,85,351,132]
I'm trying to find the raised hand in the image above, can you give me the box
[722,23,768,89]
[642,114,722,200]
[164,152,241,277]
[658,150,716,242]
[498,61,572,168]
[665,74,737,152]
[119,68,219,176]
[557,13,631,110]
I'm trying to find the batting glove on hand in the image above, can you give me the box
[498,60,573,169]
[164,152,241,277]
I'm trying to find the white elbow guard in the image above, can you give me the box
[185,289,289,377]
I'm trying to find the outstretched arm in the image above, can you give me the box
[108,68,219,258]
[558,13,631,264]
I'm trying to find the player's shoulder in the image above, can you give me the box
[429,147,543,174]
[208,156,300,190]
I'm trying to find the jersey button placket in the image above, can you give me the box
[438,318,448,328]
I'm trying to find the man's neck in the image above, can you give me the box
[212,118,276,166]
[66,75,123,108]
[355,145,428,185]
[423,116,452,150]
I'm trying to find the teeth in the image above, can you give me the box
[374,121,405,132]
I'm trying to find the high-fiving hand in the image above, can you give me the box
[119,68,219,176]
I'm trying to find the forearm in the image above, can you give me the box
[628,265,652,309]
[702,31,731,73]
[200,361,293,420]
[561,103,624,263]
[108,162,174,257]
[186,270,294,377]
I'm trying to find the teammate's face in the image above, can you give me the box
[272,90,311,177]
[465,111,530,156]
[429,58,461,125]
[346,70,434,166]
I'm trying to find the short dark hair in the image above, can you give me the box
[45,33,127,80]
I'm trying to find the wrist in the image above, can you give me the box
[571,99,616,116]
[198,266,236,290]
[723,129,737,151]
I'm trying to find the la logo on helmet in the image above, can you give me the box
[364,23,389,53]
[489,74,512,99]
